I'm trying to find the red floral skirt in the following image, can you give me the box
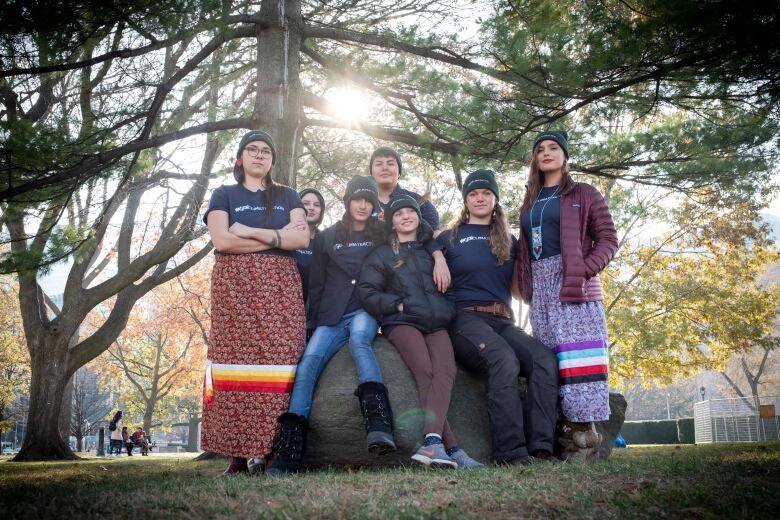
[201,252,306,458]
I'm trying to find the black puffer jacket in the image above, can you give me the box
[358,224,455,333]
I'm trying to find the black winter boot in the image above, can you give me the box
[354,382,397,455]
[266,413,308,476]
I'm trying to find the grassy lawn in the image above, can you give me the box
[1,443,779,519]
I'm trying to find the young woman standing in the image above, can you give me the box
[202,130,309,475]
[518,131,618,451]
[295,188,326,311]
[358,195,483,469]
[438,170,559,465]
[266,176,394,476]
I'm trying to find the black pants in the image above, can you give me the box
[451,309,558,462]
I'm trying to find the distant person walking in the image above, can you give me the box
[108,410,123,456]
[517,131,618,452]
[202,130,309,475]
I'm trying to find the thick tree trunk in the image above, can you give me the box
[58,331,78,445]
[14,335,77,460]
[59,375,73,445]
[143,403,155,434]
[254,0,303,186]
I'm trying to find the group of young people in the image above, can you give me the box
[201,129,618,475]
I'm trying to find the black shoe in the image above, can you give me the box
[531,450,564,464]
[354,382,397,455]
[266,413,308,476]
[504,455,538,466]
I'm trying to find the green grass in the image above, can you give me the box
[2,443,779,519]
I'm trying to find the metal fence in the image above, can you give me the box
[694,395,780,444]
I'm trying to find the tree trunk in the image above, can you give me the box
[254,0,303,186]
[14,336,77,460]
[143,404,154,434]
[58,330,78,445]
[75,435,83,452]
[59,374,73,446]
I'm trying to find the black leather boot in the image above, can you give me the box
[354,382,397,455]
[266,413,308,476]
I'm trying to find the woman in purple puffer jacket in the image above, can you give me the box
[517,131,618,452]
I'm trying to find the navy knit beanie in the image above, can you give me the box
[462,169,500,201]
[369,147,403,177]
[532,131,569,158]
[236,130,277,164]
[343,175,379,210]
[385,194,421,233]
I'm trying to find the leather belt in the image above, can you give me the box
[463,303,512,319]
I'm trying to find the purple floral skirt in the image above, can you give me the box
[530,254,610,422]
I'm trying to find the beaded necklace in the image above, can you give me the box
[530,186,560,260]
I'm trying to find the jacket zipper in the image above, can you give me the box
[407,242,440,328]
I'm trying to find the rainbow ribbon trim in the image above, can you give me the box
[553,339,609,385]
[204,361,297,407]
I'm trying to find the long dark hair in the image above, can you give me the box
[520,142,573,215]
[338,213,385,246]
[233,162,280,226]
[448,203,512,265]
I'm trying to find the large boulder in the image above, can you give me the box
[303,337,625,467]
[304,337,491,467]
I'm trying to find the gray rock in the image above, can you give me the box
[555,392,627,462]
[595,393,627,460]
[302,337,626,467]
[304,337,491,467]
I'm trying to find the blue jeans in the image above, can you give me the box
[288,310,381,418]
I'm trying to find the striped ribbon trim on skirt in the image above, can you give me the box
[204,360,297,408]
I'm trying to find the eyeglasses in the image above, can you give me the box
[244,145,273,158]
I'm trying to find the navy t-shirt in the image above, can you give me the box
[332,230,375,314]
[295,242,314,302]
[203,183,304,257]
[436,224,517,309]
[520,186,561,260]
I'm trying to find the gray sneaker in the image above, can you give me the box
[449,448,484,469]
[247,457,265,475]
[411,443,457,469]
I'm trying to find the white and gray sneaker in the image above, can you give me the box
[247,457,265,475]
[449,448,484,469]
[411,443,458,469]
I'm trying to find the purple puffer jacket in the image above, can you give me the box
[517,181,618,303]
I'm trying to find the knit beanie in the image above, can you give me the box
[385,194,421,232]
[298,187,326,228]
[236,130,277,164]
[462,169,500,201]
[532,131,569,158]
[343,175,379,210]
[369,147,403,177]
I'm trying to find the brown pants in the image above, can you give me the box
[388,326,457,448]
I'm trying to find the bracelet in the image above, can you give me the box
[274,229,282,248]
